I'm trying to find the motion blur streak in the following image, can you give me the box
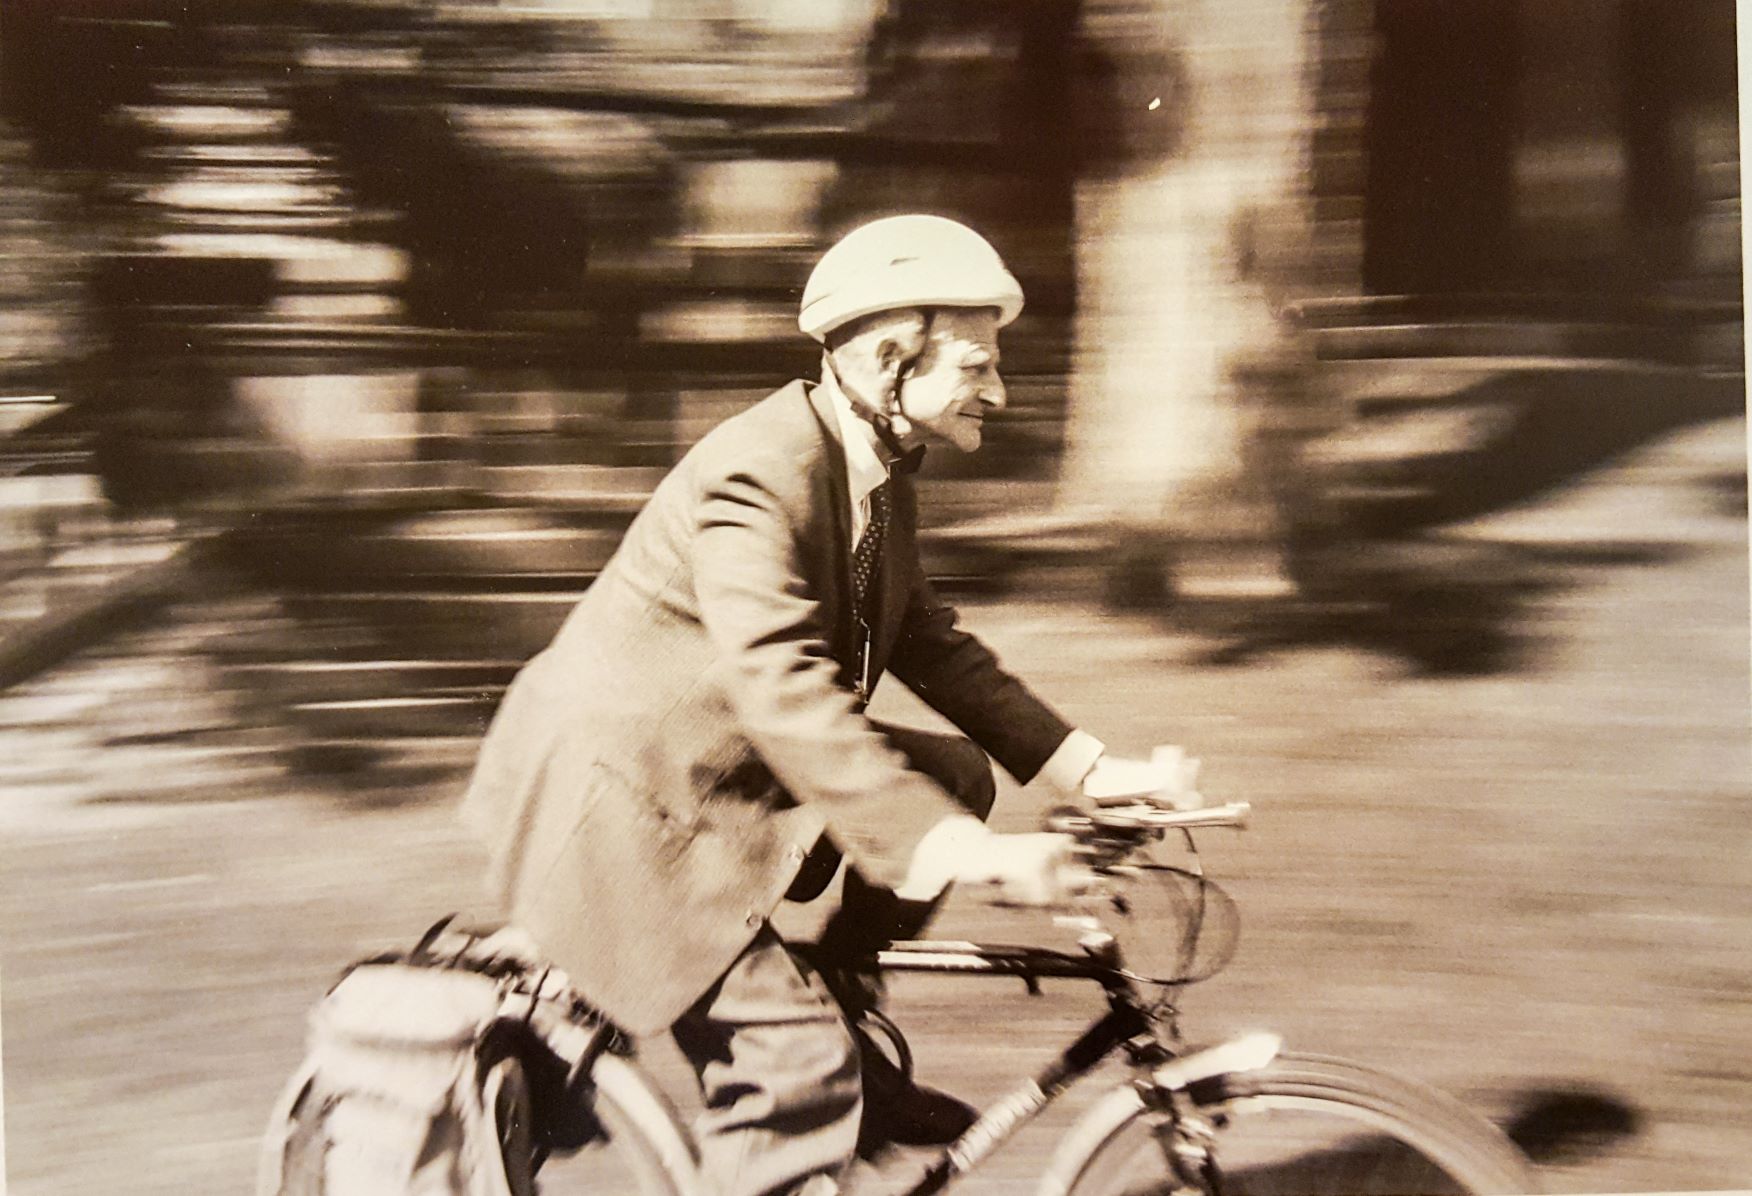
[0,1,1743,1193]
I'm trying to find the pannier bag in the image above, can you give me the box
[257,921,617,1196]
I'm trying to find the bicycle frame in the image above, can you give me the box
[870,937,1176,1196]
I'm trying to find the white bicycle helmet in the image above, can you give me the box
[798,214,1024,343]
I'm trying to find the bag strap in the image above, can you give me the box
[335,916,629,1054]
[413,913,460,959]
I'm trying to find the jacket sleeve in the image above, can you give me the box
[691,466,965,889]
[886,562,1075,784]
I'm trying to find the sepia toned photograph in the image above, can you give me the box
[0,1,1745,1194]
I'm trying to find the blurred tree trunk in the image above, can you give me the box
[1059,0,1320,601]
[0,124,92,392]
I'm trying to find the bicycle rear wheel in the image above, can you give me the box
[1041,1052,1535,1196]
[530,1053,701,1196]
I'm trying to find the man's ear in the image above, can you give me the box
[875,339,906,381]
[877,317,928,378]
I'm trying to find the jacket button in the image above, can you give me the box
[786,844,805,862]
[745,911,762,928]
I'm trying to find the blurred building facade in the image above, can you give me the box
[0,0,1741,720]
[1062,0,1741,599]
[0,0,1737,506]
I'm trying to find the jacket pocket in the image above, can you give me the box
[591,758,700,841]
[692,750,781,818]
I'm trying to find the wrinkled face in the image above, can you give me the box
[894,307,1006,454]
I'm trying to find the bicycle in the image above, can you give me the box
[478,797,1538,1196]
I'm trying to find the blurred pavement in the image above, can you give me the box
[0,414,1747,1195]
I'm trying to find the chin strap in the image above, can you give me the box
[824,356,928,475]
[873,419,928,476]
[827,312,932,476]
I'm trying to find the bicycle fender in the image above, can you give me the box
[1150,1032,1282,1093]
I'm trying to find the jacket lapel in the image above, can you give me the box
[802,382,859,657]
[801,380,918,685]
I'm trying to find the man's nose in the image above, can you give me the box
[979,375,1007,410]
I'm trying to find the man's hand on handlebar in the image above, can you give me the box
[1080,745,1203,811]
[904,746,1211,908]
[965,746,1210,905]
[965,831,1105,907]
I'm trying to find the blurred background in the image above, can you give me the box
[0,1,1745,1193]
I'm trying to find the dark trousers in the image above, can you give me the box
[669,725,995,1196]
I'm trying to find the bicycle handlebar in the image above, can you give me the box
[1048,801,1253,840]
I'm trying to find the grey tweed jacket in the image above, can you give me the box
[459,380,1072,1036]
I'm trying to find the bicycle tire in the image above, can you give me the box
[1040,1052,1536,1196]
[531,1053,702,1196]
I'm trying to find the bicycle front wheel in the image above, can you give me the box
[1041,1052,1536,1196]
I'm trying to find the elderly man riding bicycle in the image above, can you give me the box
[460,214,1189,1196]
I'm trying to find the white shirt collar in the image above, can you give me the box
[821,373,890,508]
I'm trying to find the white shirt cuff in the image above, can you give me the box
[896,815,992,901]
[1039,729,1106,793]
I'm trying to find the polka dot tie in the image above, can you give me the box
[852,481,891,616]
